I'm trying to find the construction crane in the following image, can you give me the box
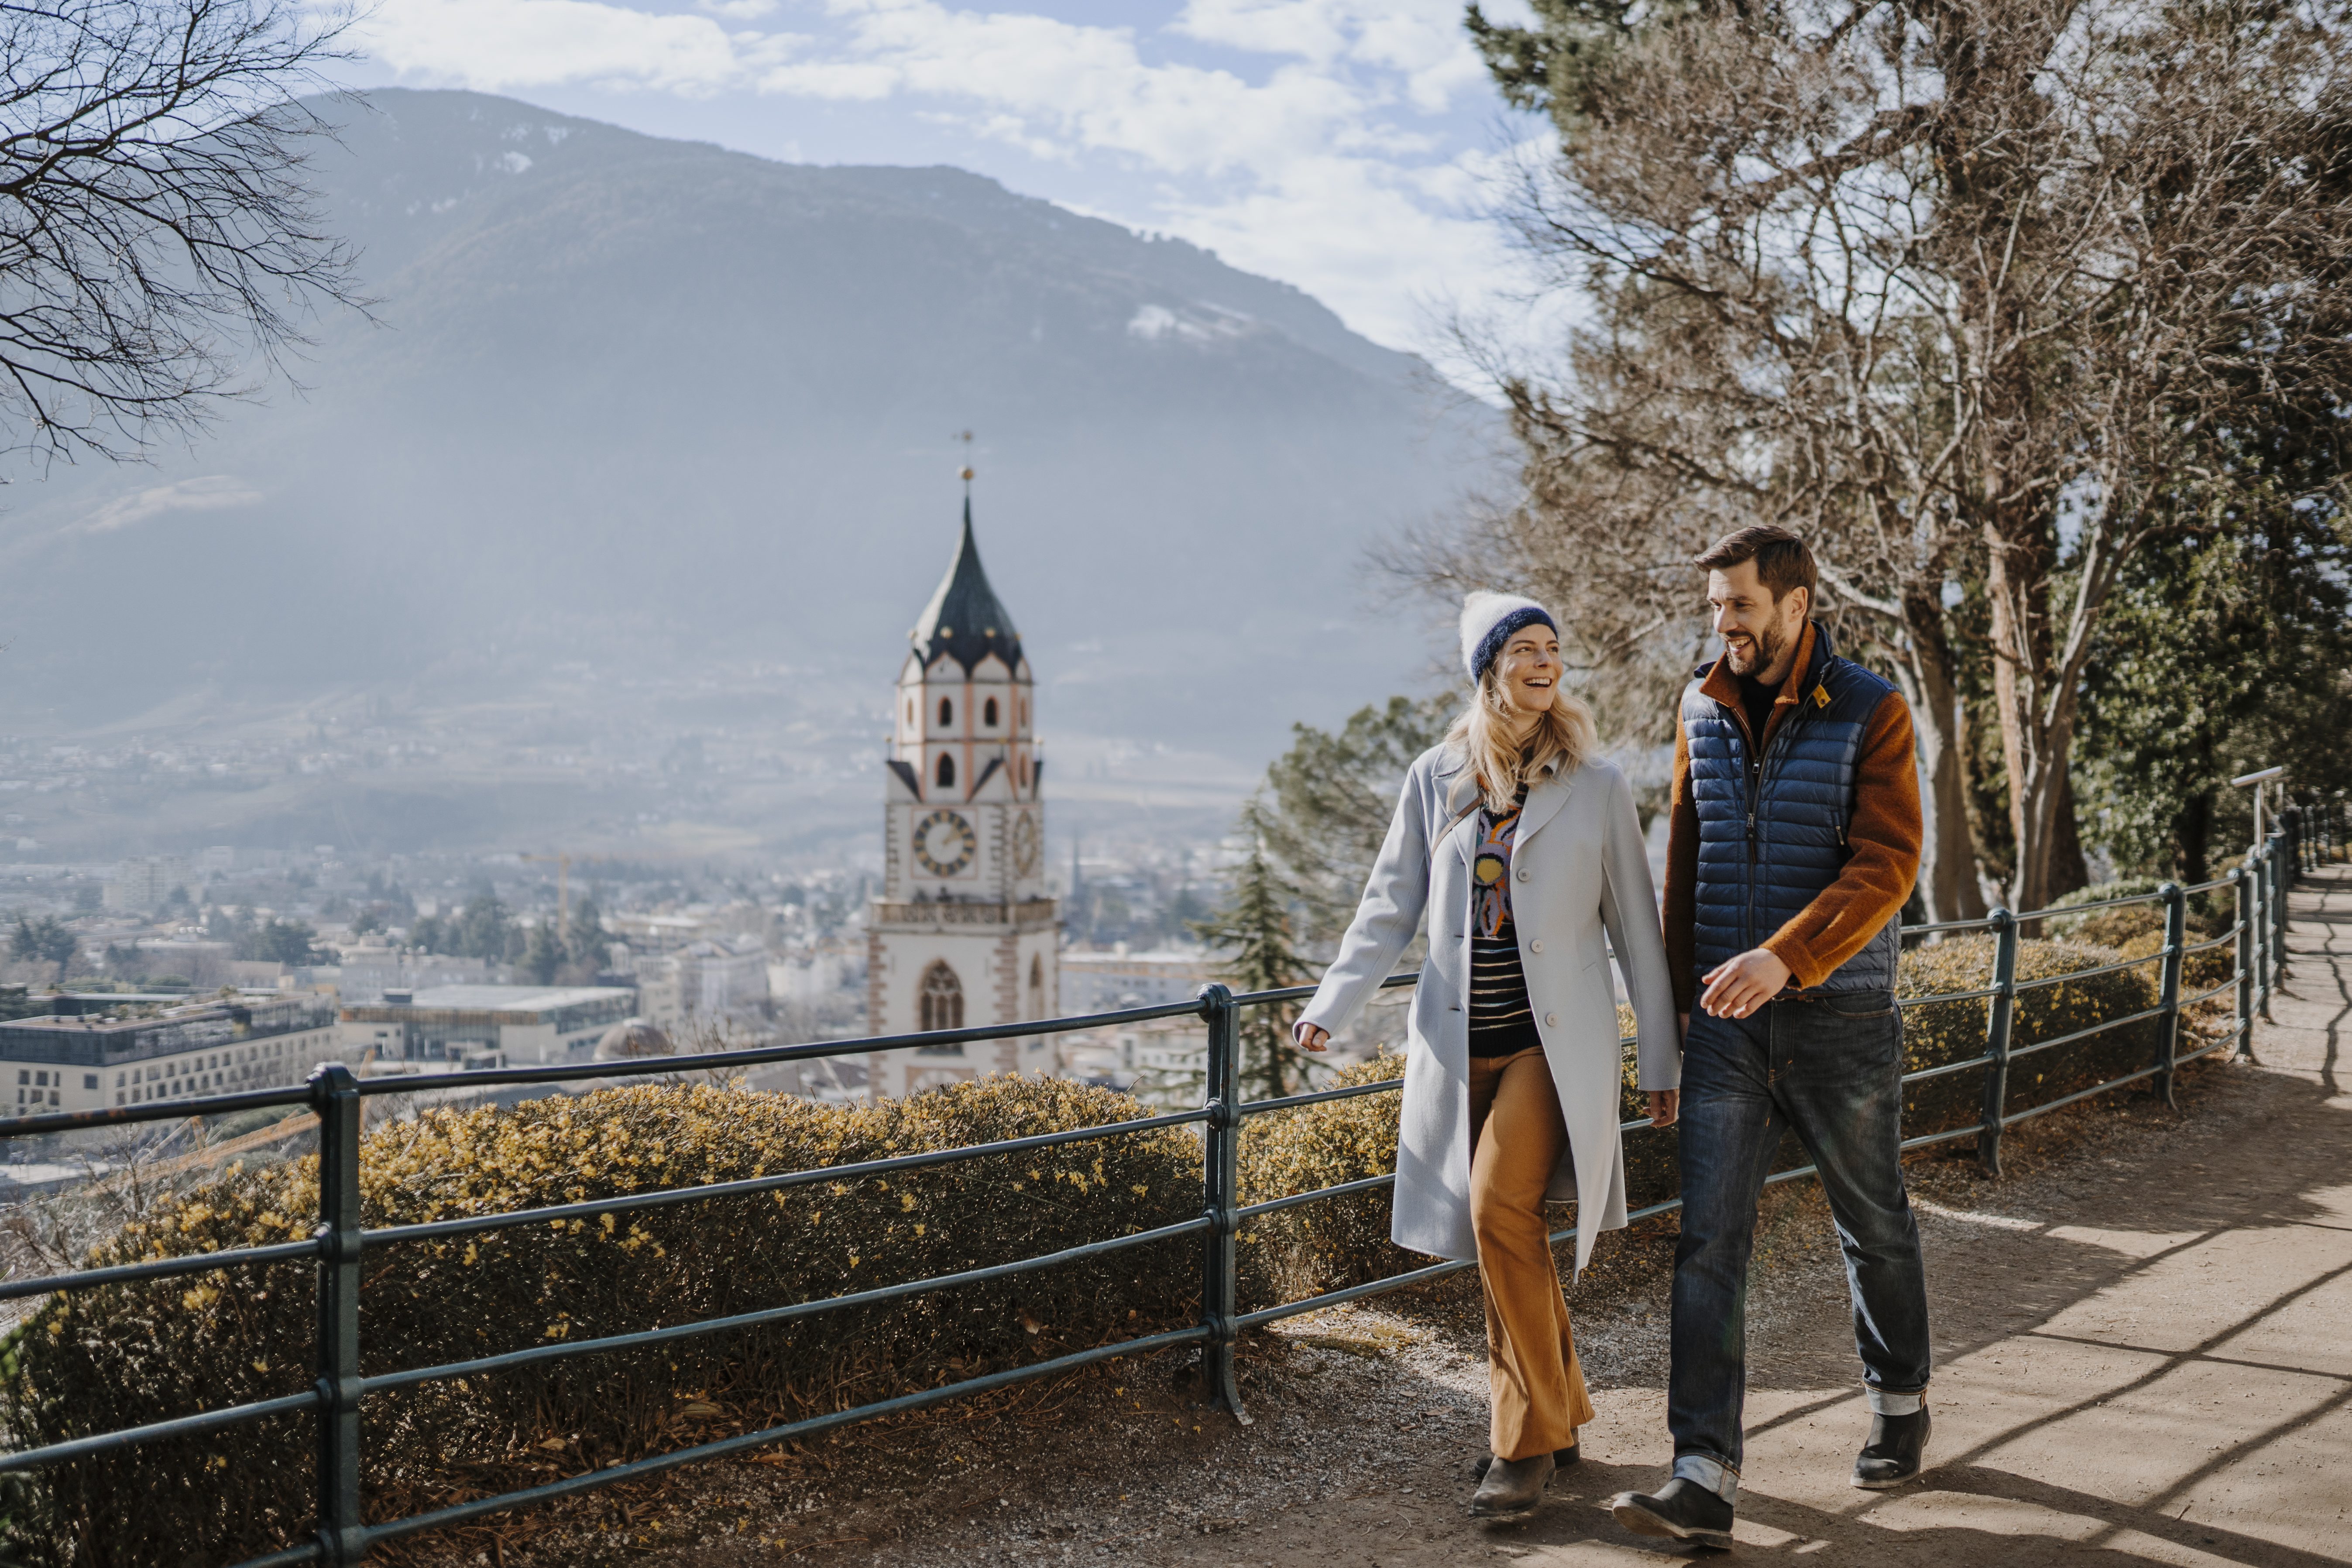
[518,850,698,927]
[519,853,605,928]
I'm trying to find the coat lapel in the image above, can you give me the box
[1511,762,1576,849]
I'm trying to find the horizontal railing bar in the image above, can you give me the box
[0,1389,317,1474]
[2005,1005,2168,1064]
[1230,971,1418,1010]
[366,1108,1213,1249]
[1236,1173,1394,1221]
[1234,1254,1477,1330]
[2181,928,2242,956]
[1903,916,1998,936]
[2177,874,2239,895]
[2179,976,2242,1009]
[0,1237,323,1304]
[359,1325,1215,1547]
[2001,1061,2167,1127]
[2036,889,2168,918]
[227,1544,326,1568]
[361,1000,1220,1096]
[2173,1036,2233,1067]
[364,1215,1213,1396]
[1897,985,2005,1008]
[1900,1122,1992,1153]
[2011,953,2163,993]
[0,1085,313,1140]
[1901,1051,1998,1084]
[357,973,1431,1100]
[1238,1078,1402,1116]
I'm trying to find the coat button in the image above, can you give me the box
[1545,1012,1558,1026]
[1516,868,1529,882]
[1529,939,1544,953]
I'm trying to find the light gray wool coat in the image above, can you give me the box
[1298,745,1681,1278]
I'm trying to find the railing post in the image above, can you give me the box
[1976,908,2019,1178]
[311,1064,366,1565]
[2252,846,2274,1021]
[1196,985,1248,1423]
[2270,830,2292,988]
[2156,882,2184,1109]
[2232,865,2255,1062]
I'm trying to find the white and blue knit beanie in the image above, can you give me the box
[1460,591,1558,686]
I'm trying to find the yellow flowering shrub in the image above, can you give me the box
[1898,937,2163,1137]
[2,1076,1199,1568]
[1235,1051,1413,1310]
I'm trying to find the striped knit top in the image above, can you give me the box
[1468,786,1539,1057]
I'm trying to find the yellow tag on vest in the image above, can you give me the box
[1812,684,1831,708]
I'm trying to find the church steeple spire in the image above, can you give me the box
[909,497,1022,674]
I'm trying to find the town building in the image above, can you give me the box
[1059,947,1222,1014]
[865,496,1059,1098]
[633,936,770,1034]
[336,985,637,1071]
[334,946,512,1005]
[103,855,192,913]
[0,993,339,1112]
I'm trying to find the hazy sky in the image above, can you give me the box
[336,0,1552,358]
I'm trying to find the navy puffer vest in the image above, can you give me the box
[1681,624,1901,995]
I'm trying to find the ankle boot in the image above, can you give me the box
[1852,1405,1930,1489]
[1608,1477,1735,1549]
[1467,1451,1555,1518]
[1470,1439,1579,1481]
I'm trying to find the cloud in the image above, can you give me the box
[361,0,756,94]
[76,476,263,536]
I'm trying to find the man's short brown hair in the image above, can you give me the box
[1695,525,1817,606]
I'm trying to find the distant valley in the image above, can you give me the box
[0,89,1494,865]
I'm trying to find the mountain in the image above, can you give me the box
[0,90,1493,859]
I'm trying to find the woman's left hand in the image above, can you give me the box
[1645,1089,1679,1128]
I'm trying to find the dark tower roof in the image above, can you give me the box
[910,500,1023,673]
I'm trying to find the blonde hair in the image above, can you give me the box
[1446,667,1597,816]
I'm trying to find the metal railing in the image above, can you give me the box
[0,849,2299,1565]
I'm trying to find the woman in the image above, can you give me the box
[1293,591,1681,1520]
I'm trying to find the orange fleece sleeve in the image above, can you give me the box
[1758,693,1923,989]
[1662,718,1701,1014]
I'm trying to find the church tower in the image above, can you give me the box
[865,494,1059,1098]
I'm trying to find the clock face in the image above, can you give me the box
[1012,811,1040,876]
[913,809,977,876]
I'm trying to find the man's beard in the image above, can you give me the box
[1725,619,1787,676]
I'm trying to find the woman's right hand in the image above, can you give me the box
[1293,1022,1330,1053]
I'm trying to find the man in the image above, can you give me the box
[1608,525,1931,1549]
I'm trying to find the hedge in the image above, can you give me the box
[2,1079,1200,1568]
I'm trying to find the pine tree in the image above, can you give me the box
[1194,797,1314,1102]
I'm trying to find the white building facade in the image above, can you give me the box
[866,500,1060,1099]
[0,994,339,1113]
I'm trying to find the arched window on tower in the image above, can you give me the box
[1027,955,1045,1019]
[938,696,954,727]
[1019,754,1029,789]
[936,753,955,790]
[918,961,965,1050]
[984,696,999,727]
[905,699,914,728]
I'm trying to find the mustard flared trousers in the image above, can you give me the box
[1469,1045,1597,1461]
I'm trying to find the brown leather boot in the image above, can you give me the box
[1467,1451,1555,1519]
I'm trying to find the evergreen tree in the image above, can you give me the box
[1193,798,1314,1102]
[522,920,565,985]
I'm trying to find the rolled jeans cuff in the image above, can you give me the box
[1672,1452,1739,1504]
[1867,1386,1926,1417]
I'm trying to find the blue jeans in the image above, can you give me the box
[1669,993,1932,1479]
